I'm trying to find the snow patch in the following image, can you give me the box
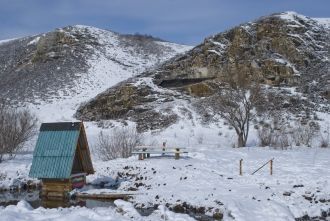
[277,11,310,24]
[313,18,330,29]
[0,38,18,45]
[27,37,40,45]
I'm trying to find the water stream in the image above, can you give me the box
[0,189,115,209]
[0,188,218,221]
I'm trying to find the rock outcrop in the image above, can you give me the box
[77,12,330,131]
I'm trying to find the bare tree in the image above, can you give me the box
[203,84,263,147]
[96,126,142,161]
[0,102,37,163]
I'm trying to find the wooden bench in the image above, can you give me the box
[132,146,188,160]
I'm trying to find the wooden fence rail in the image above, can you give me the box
[251,158,274,175]
[239,158,274,175]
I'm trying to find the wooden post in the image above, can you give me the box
[138,153,143,160]
[144,146,150,158]
[270,159,273,175]
[175,148,180,160]
[239,159,243,175]
[162,142,166,156]
[143,148,147,159]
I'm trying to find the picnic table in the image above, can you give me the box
[132,145,188,160]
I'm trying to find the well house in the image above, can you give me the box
[29,122,94,198]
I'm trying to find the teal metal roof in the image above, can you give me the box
[29,123,81,179]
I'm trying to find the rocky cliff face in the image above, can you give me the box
[155,12,329,94]
[77,12,330,131]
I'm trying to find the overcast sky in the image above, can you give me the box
[1,0,329,45]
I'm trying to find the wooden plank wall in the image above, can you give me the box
[42,179,72,198]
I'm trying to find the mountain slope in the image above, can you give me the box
[0,25,191,121]
[77,12,330,132]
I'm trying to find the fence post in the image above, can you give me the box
[239,159,243,175]
[143,148,147,159]
[270,159,273,175]
[162,142,166,156]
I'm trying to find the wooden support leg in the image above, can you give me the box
[175,149,180,160]
[175,148,180,160]
[138,153,143,160]
[143,148,147,159]
[270,159,273,175]
[239,159,243,175]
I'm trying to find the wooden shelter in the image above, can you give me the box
[29,122,94,198]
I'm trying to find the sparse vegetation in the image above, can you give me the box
[197,133,204,144]
[96,126,142,161]
[320,125,330,148]
[292,122,318,147]
[257,111,321,149]
[258,125,272,147]
[257,112,290,149]
[0,101,37,163]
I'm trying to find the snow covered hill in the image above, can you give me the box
[0,25,191,122]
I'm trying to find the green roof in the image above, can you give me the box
[29,122,93,179]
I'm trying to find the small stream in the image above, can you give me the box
[0,189,115,209]
[0,188,219,221]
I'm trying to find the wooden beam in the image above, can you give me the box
[79,122,94,174]
[75,192,135,200]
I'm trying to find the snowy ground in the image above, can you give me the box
[88,146,330,221]
[1,145,330,220]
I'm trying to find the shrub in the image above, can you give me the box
[257,114,292,149]
[320,136,329,148]
[96,126,142,161]
[196,133,204,144]
[292,122,318,147]
[272,129,290,150]
[258,116,321,149]
[320,125,329,148]
[0,103,37,163]
[258,125,272,147]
